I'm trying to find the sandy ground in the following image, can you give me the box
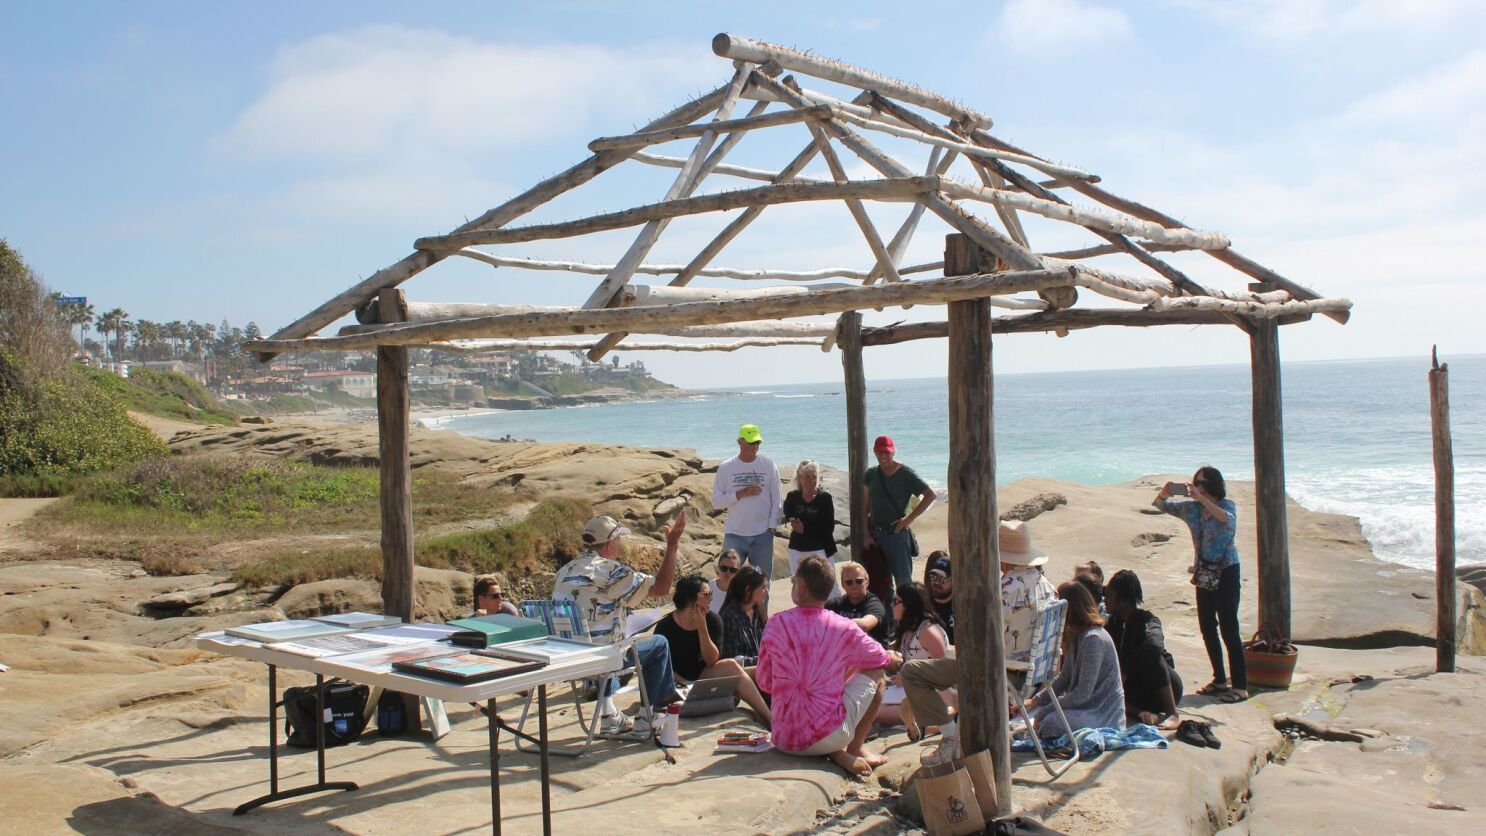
[1,416,1481,834]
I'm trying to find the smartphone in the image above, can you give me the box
[1166,482,1189,496]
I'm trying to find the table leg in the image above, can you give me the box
[539,684,552,836]
[488,697,501,836]
[233,665,359,816]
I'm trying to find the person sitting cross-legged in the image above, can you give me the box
[758,555,892,776]
[653,575,773,726]
[1015,581,1127,738]
[825,561,889,644]
[1104,569,1183,730]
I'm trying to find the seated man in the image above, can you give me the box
[825,561,889,644]
[901,520,1058,765]
[472,575,519,616]
[924,552,955,645]
[758,556,892,776]
[554,511,686,736]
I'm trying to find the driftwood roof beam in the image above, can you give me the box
[451,251,943,282]
[414,177,936,250]
[261,84,734,352]
[807,124,903,283]
[433,337,824,353]
[579,62,756,314]
[585,133,831,361]
[587,104,836,152]
[247,267,1081,353]
[1040,242,1193,259]
[714,33,993,128]
[835,109,1098,183]
[859,309,1258,345]
[631,151,830,185]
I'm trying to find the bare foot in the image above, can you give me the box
[848,745,889,768]
[827,750,871,776]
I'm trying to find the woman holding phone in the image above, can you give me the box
[1154,466,1247,702]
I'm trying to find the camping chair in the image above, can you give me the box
[1006,598,1081,779]
[512,599,651,756]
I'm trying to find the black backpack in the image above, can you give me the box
[283,680,370,748]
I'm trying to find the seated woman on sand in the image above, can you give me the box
[653,574,773,726]
[1017,581,1126,737]
[1104,569,1183,729]
[719,565,768,668]
[879,582,950,739]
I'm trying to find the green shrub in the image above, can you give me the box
[80,456,379,520]
[418,497,588,576]
[81,367,238,425]
[231,547,382,587]
[0,347,167,493]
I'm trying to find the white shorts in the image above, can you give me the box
[788,673,879,756]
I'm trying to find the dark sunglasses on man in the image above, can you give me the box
[718,565,739,575]
[842,578,867,586]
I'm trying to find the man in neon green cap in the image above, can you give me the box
[711,422,782,579]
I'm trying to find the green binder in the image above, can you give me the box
[446,613,547,648]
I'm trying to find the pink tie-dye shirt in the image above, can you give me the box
[757,605,892,752]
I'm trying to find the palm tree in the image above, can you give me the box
[71,301,95,350]
[96,308,129,362]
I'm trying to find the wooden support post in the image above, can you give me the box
[377,289,415,621]
[1430,347,1455,672]
[948,297,1010,814]
[839,312,868,559]
[1249,318,1291,639]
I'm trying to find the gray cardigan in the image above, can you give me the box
[1030,627,1127,736]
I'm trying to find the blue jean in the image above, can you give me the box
[601,634,675,709]
[724,530,776,580]
[871,525,915,588]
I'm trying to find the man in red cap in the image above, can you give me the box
[863,435,937,612]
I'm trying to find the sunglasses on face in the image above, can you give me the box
[718,566,738,574]
[480,591,503,599]
[843,578,867,586]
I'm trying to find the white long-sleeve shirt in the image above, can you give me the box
[711,454,781,537]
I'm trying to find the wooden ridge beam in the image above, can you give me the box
[450,249,943,282]
[589,104,835,152]
[246,267,1078,353]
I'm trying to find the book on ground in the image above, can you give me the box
[446,614,547,648]
[225,619,359,644]
[312,611,402,629]
[392,649,547,684]
[714,731,772,753]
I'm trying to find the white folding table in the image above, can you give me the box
[196,632,628,835]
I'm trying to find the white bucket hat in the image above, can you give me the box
[998,520,1048,567]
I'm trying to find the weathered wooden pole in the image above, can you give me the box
[1249,315,1292,639]
[377,288,415,621]
[948,296,1010,814]
[838,311,868,559]
[1430,347,1455,672]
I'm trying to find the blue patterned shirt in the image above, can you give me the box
[553,549,656,644]
[1159,498,1240,569]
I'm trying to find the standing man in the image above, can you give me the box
[554,511,687,736]
[712,423,782,580]
[863,435,937,605]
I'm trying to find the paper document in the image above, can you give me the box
[625,607,665,637]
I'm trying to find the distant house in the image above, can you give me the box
[303,370,376,399]
[137,359,205,384]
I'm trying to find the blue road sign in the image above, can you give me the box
[58,296,87,305]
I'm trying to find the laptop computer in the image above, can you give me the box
[678,674,741,717]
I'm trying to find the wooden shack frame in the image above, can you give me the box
[248,34,1351,811]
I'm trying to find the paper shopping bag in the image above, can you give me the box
[916,763,985,836]
[957,749,998,823]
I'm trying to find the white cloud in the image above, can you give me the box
[1171,0,1485,41]
[997,0,1133,55]
[213,24,715,165]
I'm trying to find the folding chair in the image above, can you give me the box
[1006,598,1081,779]
[512,599,651,757]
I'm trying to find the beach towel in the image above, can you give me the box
[1011,723,1167,759]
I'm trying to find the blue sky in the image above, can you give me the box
[4,1,1483,387]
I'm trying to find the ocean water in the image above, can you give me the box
[434,355,1485,571]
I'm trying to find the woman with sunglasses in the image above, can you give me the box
[878,582,949,738]
[1154,465,1247,703]
[708,549,741,614]
[719,565,769,668]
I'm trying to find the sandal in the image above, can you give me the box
[1217,689,1249,704]
[1195,681,1231,696]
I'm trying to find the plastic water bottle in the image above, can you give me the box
[659,704,682,747]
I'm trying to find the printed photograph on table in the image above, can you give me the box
[273,632,411,658]
[311,612,402,629]
[392,650,547,684]
[224,619,358,643]
[483,637,607,662]
[324,644,462,674]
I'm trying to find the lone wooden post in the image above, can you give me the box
[1430,347,1455,672]
[948,294,1010,813]
[1249,315,1292,639]
[377,288,415,622]
[839,311,868,558]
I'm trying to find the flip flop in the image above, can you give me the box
[1195,681,1231,696]
[1217,690,1249,704]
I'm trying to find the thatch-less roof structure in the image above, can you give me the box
[247,35,1348,813]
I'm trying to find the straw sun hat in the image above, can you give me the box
[998,520,1048,567]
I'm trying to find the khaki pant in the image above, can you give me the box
[901,658,1027,727]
